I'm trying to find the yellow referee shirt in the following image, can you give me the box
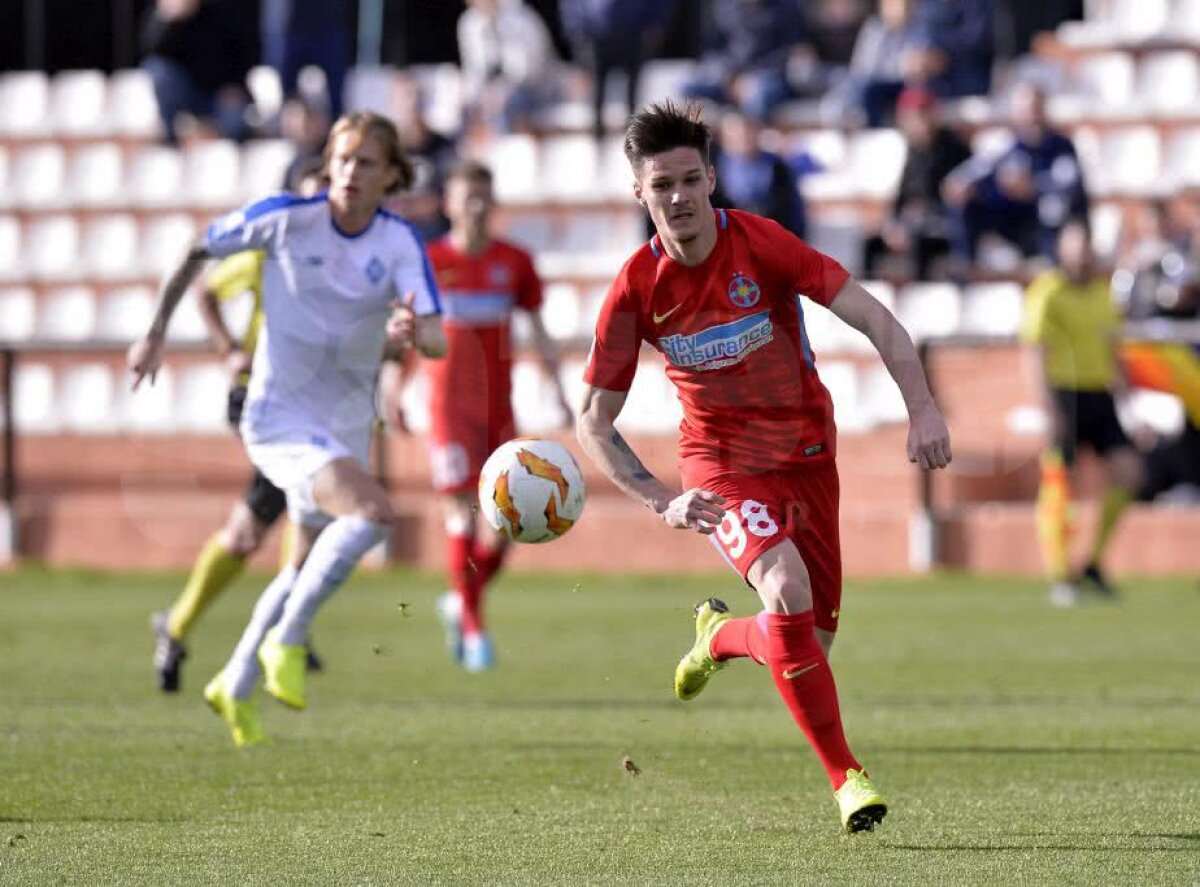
[207,250,265,356]
[1021,270,1121,391]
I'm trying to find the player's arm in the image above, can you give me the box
[829,278,952,469]
[127,241,212,389]
[577,385,725,533]
[526,310,573,423]
[196,265,254,380]
[385,294,447,359]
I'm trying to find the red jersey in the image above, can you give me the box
[425,237,542,426]
[584,209,849,472]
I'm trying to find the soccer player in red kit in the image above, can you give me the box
[424,161,571,671]
[577,103,952,832]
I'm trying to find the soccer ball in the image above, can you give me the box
[478,439,586,544]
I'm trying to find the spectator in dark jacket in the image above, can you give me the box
[864,87,970,278]
[560,0,677,142]
[911,0,995,98]
[713,107,806,238]
[943,81,1087,265]
[261,0,351,119]
[141,0,255,144]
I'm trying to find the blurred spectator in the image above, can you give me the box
[911,0,995,98]
[863,87,970,279]
[261,0,351,120]
[141,0,255,144]
[560,0,677,142]
[683,0,814,122]
[943,81,1087,269]
[713,107,806,237]
[835,0,926,127]
[805,0,868,68]
[386,75,461,242]
[278,97,330,192]
[458,0,560,135]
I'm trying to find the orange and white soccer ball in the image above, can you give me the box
[478,439,586,543]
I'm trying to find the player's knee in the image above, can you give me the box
[223,511,266,557]
[356,498,396,528]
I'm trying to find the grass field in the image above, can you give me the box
[0,566,1197,886]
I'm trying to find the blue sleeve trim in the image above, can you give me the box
[242,191,325,224]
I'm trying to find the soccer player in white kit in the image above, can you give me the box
[129,112,447,746]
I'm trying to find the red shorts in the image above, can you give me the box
[427,412,516,495]
[681,459,843,633]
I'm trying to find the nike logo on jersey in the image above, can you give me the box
[652,304,682,324]
[781,663,819,680]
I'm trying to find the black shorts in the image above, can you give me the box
[1052,388,1130,466]
[244,468,287,526]
[227,384,248,429]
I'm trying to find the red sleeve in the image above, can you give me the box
[755,214,849,308]
[582,269,643,392]
[513,247,542,311]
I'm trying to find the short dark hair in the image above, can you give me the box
[623,101,711,171]
[446,160,494,188]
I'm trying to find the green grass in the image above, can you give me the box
[0,567,1198,885]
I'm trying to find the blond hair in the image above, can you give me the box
[324,111,415,194]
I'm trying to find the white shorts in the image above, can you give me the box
[245,428,369,527]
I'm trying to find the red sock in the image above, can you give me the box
[471,541,508,588]
[711,614,769,664]
[447,533,483,635]
[764,611,861,790]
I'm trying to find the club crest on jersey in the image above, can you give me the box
[658,310,774,371]
[728,273,761,309]
[365,257,386,284]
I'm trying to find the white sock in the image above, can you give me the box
[224,564,297,699]
[274,515,387,646]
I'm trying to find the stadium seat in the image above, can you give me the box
[1178,0,1200,39]
[1075,52,1136,117]
[96,287,155,341]
[12,144,67,209]
[959,281,1025,337]
[0,146,9,209]
[1162,127,1200,189]
[183,140,241,207]
[69,142,125,207]
[820,361,868,433]
[637,59,698,109]
[794,130,853,201]
[859,364,909,425]
[118,365,176,433]
[847,130,906,199]
[598,136,631,199]
[805,214,862,271]
[896,282,962,342]
[1138,52,1200,116]
[0,217,20,281]
[0,287,35,340]
[480,136,540,203]
[50,70,110,137]
[408,63,464,137]
[240,139,294,200]
[500,213,554,253]
[542,135,601,202]
[246,66,284,123]
[59,363,118,433]
[107,69,160,138]
[174,364,228,432]
[541,283,581,343]
[1089,202,1124,261]
[140,214,198,278]
[128,145,185,207]
[81,214,139,280]
[0,71,50,137]
[617,364,681,433]
[1107,0,1171,41]
[1101,126,1161,195]
[25,215,80,280]
[576,285,607,339]
[13,363,59,433]
[37,286,97,341]
[511,361,566,433]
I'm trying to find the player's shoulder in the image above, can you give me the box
[488,237,536,266]
[613,237,660,292]
[246,191,327,223]
[374,207,430,254]
[726,207,794,243]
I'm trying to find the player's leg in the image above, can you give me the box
[1082,444,1141,596]
[259,457,393,708]
[1039,390,1082,606]
[437,491,477,665]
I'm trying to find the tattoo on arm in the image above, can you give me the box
[610,430,654,481]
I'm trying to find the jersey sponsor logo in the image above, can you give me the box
[657,311,774,371]
[365,256,386,284]
[652,304,682,324]
[728,273,761,309]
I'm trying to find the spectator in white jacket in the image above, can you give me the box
[458,0,560,134]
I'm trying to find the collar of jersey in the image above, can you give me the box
[329,205,380,240]
[650,208,727,264]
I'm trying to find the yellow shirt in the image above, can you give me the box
[207,250,265,356]
[1021,270,1121,391]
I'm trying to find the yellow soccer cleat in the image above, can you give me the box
[203,672,268,748]
[258,629,308,710]
[674,598,733,701]
[835,769,888,833]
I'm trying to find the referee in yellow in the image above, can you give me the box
[1022,218,1143,606]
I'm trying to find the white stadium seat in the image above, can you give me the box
[1162,127,1200,189]
[615,363,682,434]
[541,283,581,343]
[0,217,20,281]
[0,146,9,209]
[1101,126,1161,194]
[69,142,125,207]
[511,361,567,433]
[96,287,155,341]
[59,363,117,433]
[897,282,962,342]
[174,364,229,432]
[167,294,211,344]
[637,59,698,109]
[479,136,540,203]
[128,145,184,207]
[184,140,241,207]
[25,215,80,280]
[1075,52,1136,116]
[960,281,1025,337]
[820,361,868,433]
[859,364,909,426]
[108,69,161,138]
[50,70,110,137]
[140,214,198,278]
[0,71,50,137]
[1138,52,1200,116]
[0,287,35,340]
[246,66,284,123]
[11,144,67,209]
[542,135,600,202]
[81,214,139,280]
[119,365,176,433]
[13,363,59,433]
[240,139,294,200]
[1089,203,1124,261]
[37,286,97,341]
[848,129,907,198]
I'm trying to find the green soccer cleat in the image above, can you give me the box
[203,672,267,748]
[258,628,308,710]
[674,598,732,701]
[835,769,888,833]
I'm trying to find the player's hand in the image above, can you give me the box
[385,292,417,351]
[224,346,252,381]
[659,488,727,535]
[907,404,952,470]
[127,332,165,391]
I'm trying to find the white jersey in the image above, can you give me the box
[204,193,441,449]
